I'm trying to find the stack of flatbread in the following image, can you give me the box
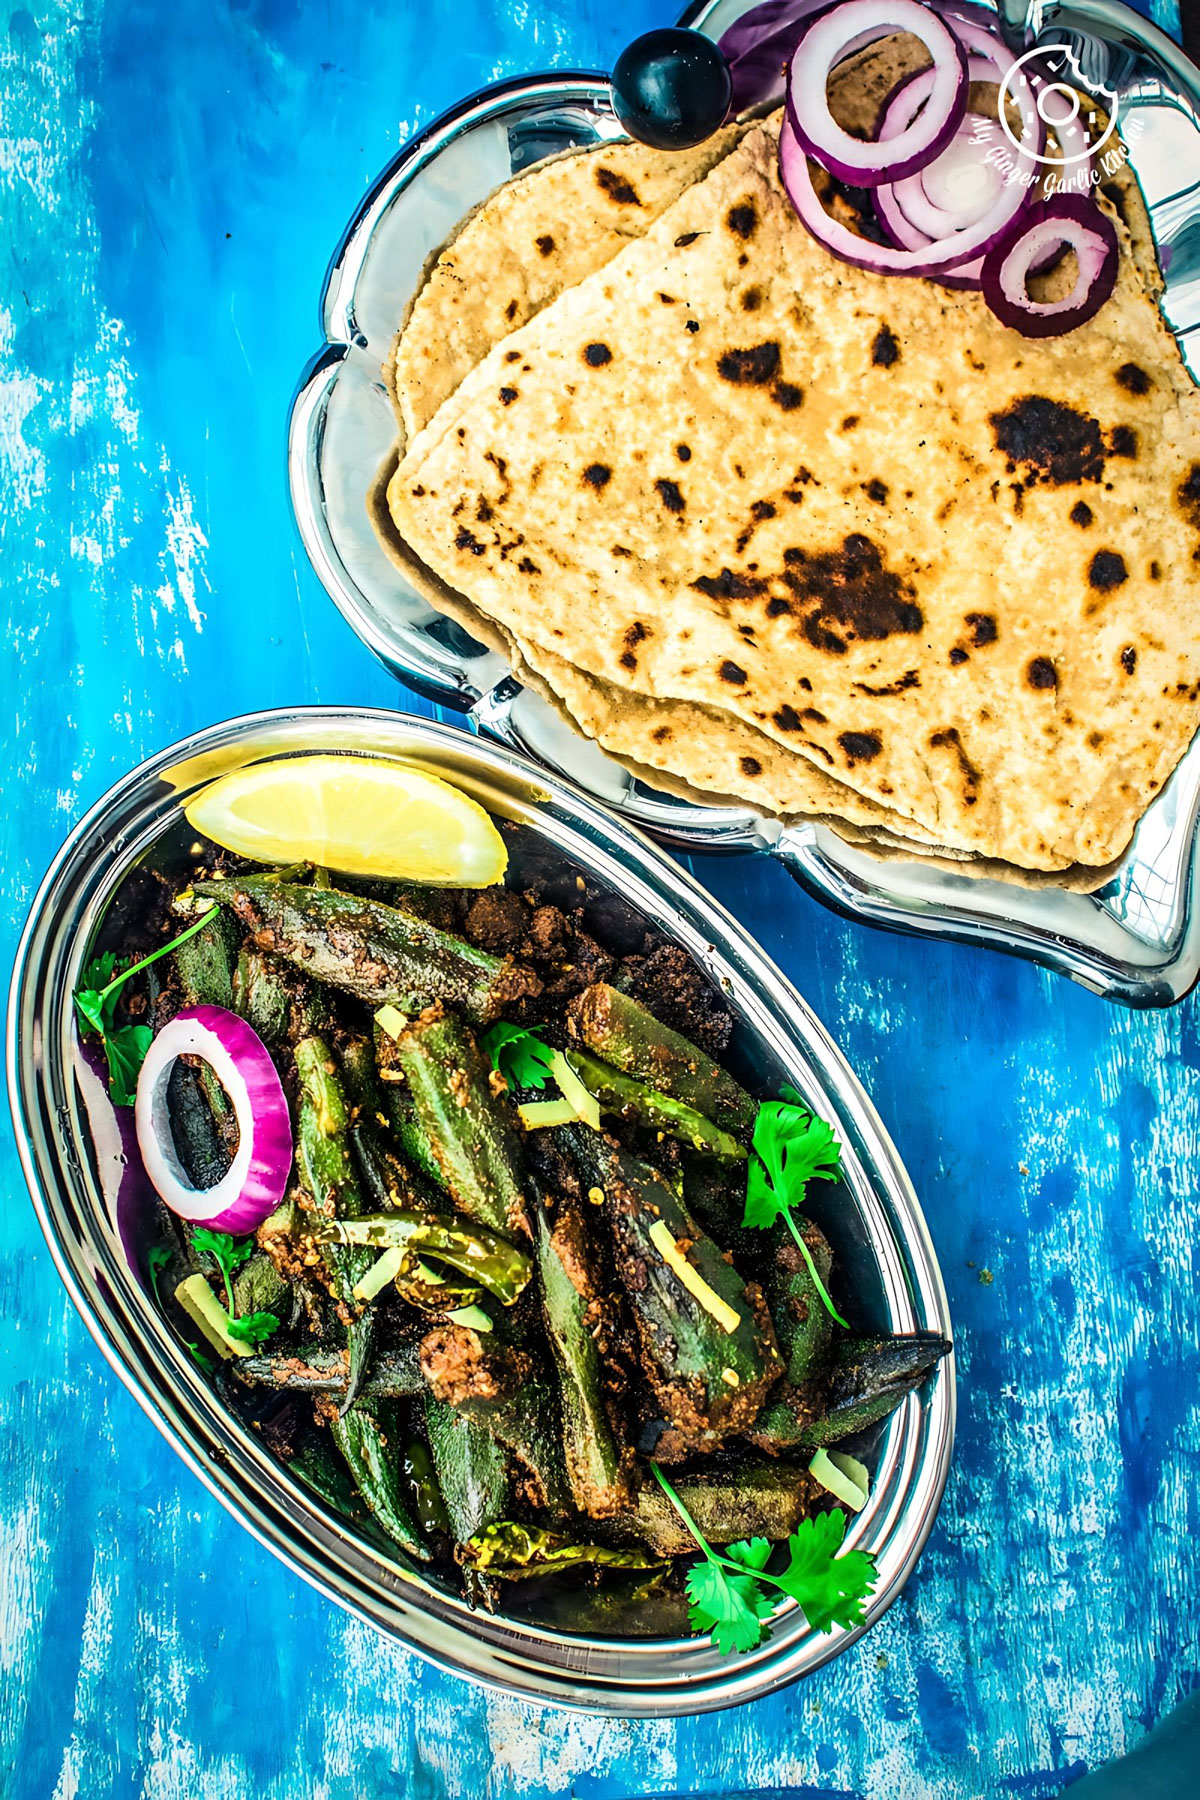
[369,42,1200,883]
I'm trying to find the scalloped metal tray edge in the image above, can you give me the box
[287,0,1200,1006]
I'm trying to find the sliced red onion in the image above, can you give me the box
[979,194,1119,337]
[878,61,1030,243]
[135,1004,292,1234]
[76,1038,157,1285]
[781,109,1030,274]
[786,0,968,185]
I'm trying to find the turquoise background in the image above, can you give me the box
[1,2,1193,1796]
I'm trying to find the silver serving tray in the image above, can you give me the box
[7,707,953,1714]
[288,1,1200,1004]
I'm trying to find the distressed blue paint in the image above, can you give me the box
[0,2,1192,1797]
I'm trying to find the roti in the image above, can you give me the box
[388,125,748,440]
[388,119,1200,873]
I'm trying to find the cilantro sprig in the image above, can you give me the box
[480,1023,558,1091]
[73,905,221,1105]
[743,1085,849,1328]
[146,1242,216,1372]
[191,1228,279,1349]
[651,1464,875,1654]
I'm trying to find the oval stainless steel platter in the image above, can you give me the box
[287,1,1200,1004]
[7,707,953,1714]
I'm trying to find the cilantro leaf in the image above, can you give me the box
[102,1023,154,1107]
[191,1228,254,1316]
[724,1535,772,1574]
[226,1310,280,1348]
[146,1244,172,1306]
[480,1023,558,1092]
[684,1556,774,1655]
[742,1096,848,1327]
[72,905,222,1105]
[748,1100,842,1219]
[773,1511,877,1634]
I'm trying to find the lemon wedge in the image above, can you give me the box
[184,755,508,887]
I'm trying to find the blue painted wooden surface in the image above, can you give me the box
[1,2,1193,1796]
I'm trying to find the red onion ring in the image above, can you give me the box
[780,107,1031,275]
[135,1004,293,1233]
[878,59,1033,244]
[786,0,968,186]
[979,194,1119,336]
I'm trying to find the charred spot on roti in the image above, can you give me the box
[503,350,521,364]
[726,201,758,239]
[476,497,493,523]
[752,500,776,521]
[455,527,487,557]
[717,342,781,386]
[772,382,804,411]
[854,669,920,697]
[620,621,649,671]
[741,286,763,312]
[692,569,768,602]
[1026,656,1058,691]
[871,324,900,367]
[739,755,763,777]
[1070,500,1093,528]
[655,478,686,514]
[719,659,748,685]
[1150,560,1162,581]
[583,343,612,367]
[803,708,828,724]
[499,387,518,405]
[1089,550,1128,591]
[929,726,981,803]
[674,231,702,247]
[658,292,677,305]
[989,396,1107,486]
[1120,644,1138,674]
[676,444,692,462]
[1115,362,1150,395]
[863,479,889,504]
[517,555,540,575]
[842,415,860,431]
[535,234,555,257]
[596,166,642,206]
[949,647,968,665]
[651,725,672,742]
[582,463,612,491]
[1177,464,1200,530]
[1108,425,1137,459]
[685,319,701,334]
[765,596,792,617]
[838,730,882,764]
[504,299,518,321]
[612,544,632,557]
[780,535,922,656]
[964,612,998,647]
[773,705,802,732]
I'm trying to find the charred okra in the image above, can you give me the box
[567,1129,783,1458]
[192,876,540,1023]
[565,1045,746,1162]
[330,1399,428,1559]
[387,1005,530,1239]
[234,1342,424,1398]
[535,1200,631,1518]
[294,1035,377,1411]
[424,1394,512,1543]
[568,984,757,1135]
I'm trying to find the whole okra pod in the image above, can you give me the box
[330,1399,428,1559]
[566,1128,782,1459]
[192,877,540,1024]
[535,1199,631,1519]
[567,984,757,1135]
[387,1005,530,1240]
[233,1342,424,1397]
[295,1035,376,1412]
[565,1045,746,1161]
